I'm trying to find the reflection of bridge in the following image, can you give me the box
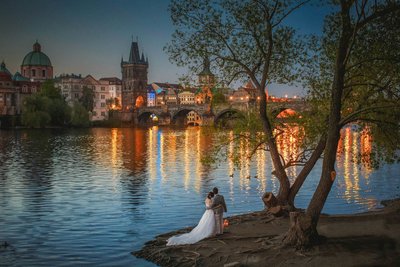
[129,99,308,126]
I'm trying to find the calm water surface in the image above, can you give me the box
[0,127,399,266]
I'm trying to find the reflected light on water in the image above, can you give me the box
[0,126,397,267]
[336,127,377,209]
[360,127,373,177]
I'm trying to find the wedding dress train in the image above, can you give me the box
[166,199,215,246]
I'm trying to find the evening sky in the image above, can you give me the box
[0,0,329,96]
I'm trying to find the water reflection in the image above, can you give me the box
[0,126,398,267]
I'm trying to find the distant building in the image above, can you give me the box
[121,41,148,110]
[21,41,53,81]
[146,85,156,107]
[55,74,122,121]
[178,90,196,105]
[55,73,83,104]
[0,60,42,116]
[99,77,122,110]
[0,62,17,115]
[13,72,40,114]
[187,111,201,125]
[0,40,54,118]
[228,80,265,104]
[149,82,182,106]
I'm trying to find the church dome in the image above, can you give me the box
[0,61,12,81]
[13,72,30,81]
[21,41,52,67]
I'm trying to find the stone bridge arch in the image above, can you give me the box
[137,111,160,124]
[214,108,244,126]
[270,107,299,118]
[171,108,202,125]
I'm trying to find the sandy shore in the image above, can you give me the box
[133,199,400,267]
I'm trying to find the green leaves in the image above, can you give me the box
[79,86,95,112]
[21,81,70,128]
[166,0,308,88]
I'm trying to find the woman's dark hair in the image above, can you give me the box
[207,192,214,199]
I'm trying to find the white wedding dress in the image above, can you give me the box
[166,198,216,246]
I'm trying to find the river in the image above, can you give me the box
[0,127,399,266]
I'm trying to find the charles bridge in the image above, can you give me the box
[117,99,309,126]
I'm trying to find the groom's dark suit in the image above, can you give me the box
[212,194,227,234]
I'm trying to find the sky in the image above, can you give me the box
[0,0,330,97]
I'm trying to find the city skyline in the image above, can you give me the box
[0,0,328,96]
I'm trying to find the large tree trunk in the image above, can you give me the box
[288,136,326,207]
[282,211,319,248]
[284,1,351,248]
[257,84,290,205]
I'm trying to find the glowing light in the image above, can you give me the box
[276,109,297,118]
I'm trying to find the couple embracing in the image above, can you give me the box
[167,187,227,246]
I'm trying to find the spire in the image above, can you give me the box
[128,41,140,63]
[33,40,41,52]
[199,57,213,76]
[141,52,145,62]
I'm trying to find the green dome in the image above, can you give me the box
[21,42,52,67]
[13,72,30,81]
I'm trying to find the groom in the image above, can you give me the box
[212,187,227,235]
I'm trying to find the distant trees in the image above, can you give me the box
[106,97,121,110]
[21,94,51,128]
[79,86,95,112]
[211,91,227,106]
[70,102,90,127]
[22,80,70,127]
[21,80,91,128]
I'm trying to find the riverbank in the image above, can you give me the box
[133,199,400,267]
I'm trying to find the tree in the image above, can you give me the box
[106,97,121,110]
[167,0,400,249]
[283,0,400,247]
[167,0,318,207]
[40,80,63,99]
[80,86,95,112]
[70,102,90,127]
[21,94,51,128]
[21,80,71,127]
[211,91,227,106]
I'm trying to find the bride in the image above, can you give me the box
[167,192,216,246]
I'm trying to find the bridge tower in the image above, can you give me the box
[197,57,215,104]
[121,41,148,111]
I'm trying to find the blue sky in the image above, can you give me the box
[0,0,329,97]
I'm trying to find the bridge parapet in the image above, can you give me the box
[137,104,211,118]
